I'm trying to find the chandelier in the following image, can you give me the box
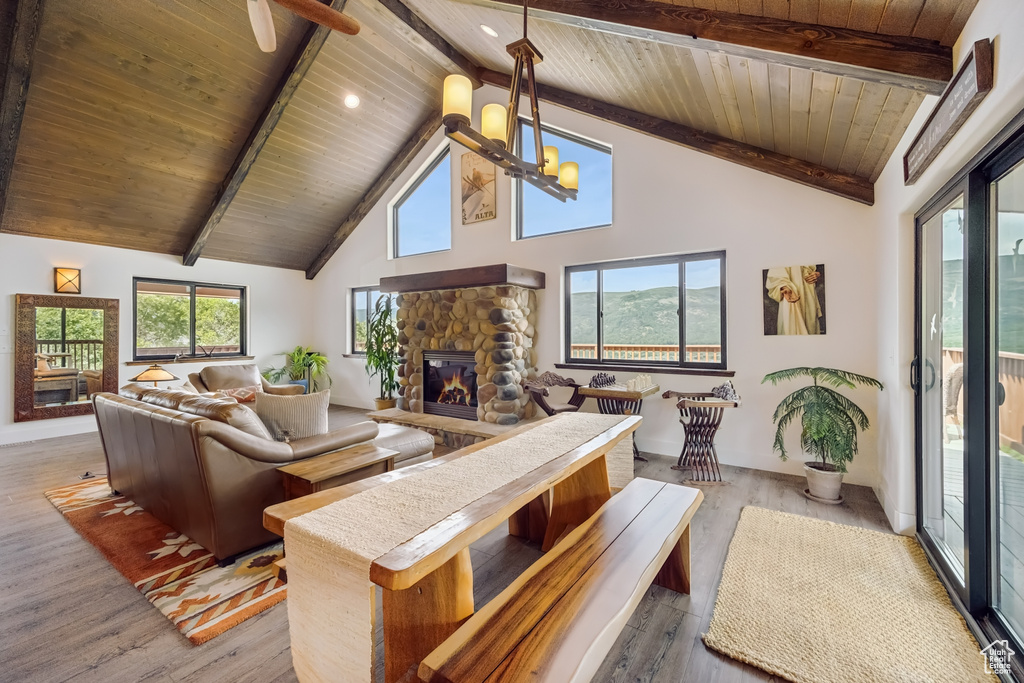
[441,1,578,202]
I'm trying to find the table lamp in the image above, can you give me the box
[129,364,179,387]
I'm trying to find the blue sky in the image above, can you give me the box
[395,152,452,257]
[520,126,613,237]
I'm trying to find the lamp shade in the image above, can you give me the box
[480,103,508,147]
[558,161,579,190]
[54,268,81,294]
[129,364,180,386]
[542,146,559,176]
[247,0,277,52]
[442,74,472,124]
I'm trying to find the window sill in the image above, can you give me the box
[555,362,734,377]
[126,355,254,367]
[342,353,366,359]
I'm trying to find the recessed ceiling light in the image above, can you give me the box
[343,93,360,109]
[480,24,498,38]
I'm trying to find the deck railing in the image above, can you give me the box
[36,340,104,371]
[569,344,721,363]
[943,347,1024,450]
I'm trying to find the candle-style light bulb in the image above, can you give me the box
[481,103,508,147]
[542,146,559,176]
[559,161,579,190]
[442,74,473,125]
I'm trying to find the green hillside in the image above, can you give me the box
[571,286,721,346]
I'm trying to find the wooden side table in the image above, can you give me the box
[279,443,398,500]
[577,384,660,461]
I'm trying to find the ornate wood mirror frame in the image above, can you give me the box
[14,293,119,422]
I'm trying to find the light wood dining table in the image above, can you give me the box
[263,413,640,683]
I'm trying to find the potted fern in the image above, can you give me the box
[762,367,882,503]
[264,346,331,394]
[365,295,400,410]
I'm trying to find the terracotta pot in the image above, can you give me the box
[374,398,397,411]
[804,462,844,501]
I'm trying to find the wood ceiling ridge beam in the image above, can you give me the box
[456,0,952,96]
[181,0,349,267]
[0,0,45,229]
[306,108,443,279]
[478,69,873,205]
[372,0,482,86]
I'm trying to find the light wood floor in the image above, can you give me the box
[0,406,893,682]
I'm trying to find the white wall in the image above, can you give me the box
[313,85,885,488]
[872,0,1024,533]
[0,233,316,445]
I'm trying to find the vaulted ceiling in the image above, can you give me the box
[0,0,979,275]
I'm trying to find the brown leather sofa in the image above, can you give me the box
[93,384,434,561]
[187,363,304,395]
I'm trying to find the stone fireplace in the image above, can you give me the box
[383,264,544,426]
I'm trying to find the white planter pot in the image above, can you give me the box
[804,462,844,502]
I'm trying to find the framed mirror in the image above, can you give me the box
[14,293,119,422]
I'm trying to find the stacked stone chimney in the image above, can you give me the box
[395,284,539,425]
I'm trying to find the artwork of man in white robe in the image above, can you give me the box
[765,265,823,335]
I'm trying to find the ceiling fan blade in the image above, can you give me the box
[273,0,361,35]
[247,0,277,52]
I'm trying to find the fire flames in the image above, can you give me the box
[437,370,472,406]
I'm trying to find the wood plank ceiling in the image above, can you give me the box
[413,0,975,182]
[1,0,310,254]
[200,0,452,270]
[0,0,980,272]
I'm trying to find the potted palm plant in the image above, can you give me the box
[365,295,400,410]
[264,346,331,394]
[763,367,883,503]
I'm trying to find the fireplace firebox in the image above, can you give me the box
[422,351,478,420]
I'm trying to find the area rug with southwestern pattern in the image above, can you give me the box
[44,478,285,645]
[703,506,993,683]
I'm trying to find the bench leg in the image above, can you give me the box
[543,456,611,552]
[382,547,474,683]
[655,524,691,594]
[509,492,549,543]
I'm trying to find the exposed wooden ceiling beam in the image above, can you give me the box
[371,0,481,86]
[480,69,874,205]
[456,0,952,95]
[0,0,44,227]
[306,109,443,279]
[182,0,349,267]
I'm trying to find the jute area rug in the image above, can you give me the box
[704,507,994,683]
[45,478,285,645]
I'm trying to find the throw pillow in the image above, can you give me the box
[218,385,263,403]
[255,390,330,442]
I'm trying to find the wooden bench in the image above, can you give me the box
[415,477,702,683]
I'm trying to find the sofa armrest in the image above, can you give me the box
[288,421,380,459]
[261,378,305,395]
[195,420,299,465]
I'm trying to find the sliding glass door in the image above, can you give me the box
[915,111,1024,674]
[918,192,968,585]
[994,156,1024,641]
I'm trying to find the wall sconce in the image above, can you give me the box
[54,268,81,294]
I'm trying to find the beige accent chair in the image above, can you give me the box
[188,363,304,395]
[94,384,434,561]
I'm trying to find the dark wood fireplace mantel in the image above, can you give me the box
[380,264,545,293]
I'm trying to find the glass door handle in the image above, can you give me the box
[925,359,937,391]
[911,357,919,393]
[998,381,1006,407]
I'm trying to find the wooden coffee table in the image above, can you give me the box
[278,443,398,500]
